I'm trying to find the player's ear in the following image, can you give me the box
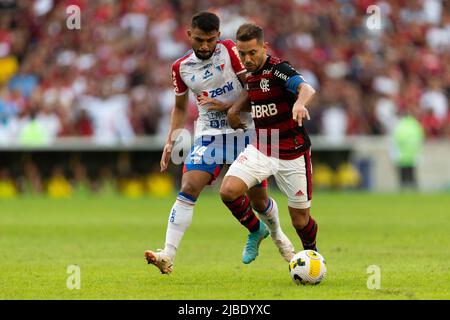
[187,29,192,38]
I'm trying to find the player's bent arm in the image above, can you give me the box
[201,72,250,112]
[292,83,316,127]
[198,96,231,112]
[236,72,251,113]
[233,90,251,112]
[227,91,251,129]
[296,82,316,108]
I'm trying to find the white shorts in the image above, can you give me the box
[226,144,312,209]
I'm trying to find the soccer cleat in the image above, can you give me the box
[242,222,270,264]
[144,249,173,274]
[272,232,295,262]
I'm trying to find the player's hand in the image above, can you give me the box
[198,95,229,112]
[227,109,247,130]
[160,142,173,172]
[292,102,310,127]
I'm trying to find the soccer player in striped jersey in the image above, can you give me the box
[144,13,295,274]
[219,23,319,254]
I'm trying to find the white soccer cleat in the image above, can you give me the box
[272,232,295,262]
[144,249,173,274]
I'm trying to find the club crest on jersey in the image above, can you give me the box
[260,78,270,92]
[214,59,226,72]
[215,63,225,72]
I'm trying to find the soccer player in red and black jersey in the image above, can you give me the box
[219,23,319,253]
[144,13,295,275]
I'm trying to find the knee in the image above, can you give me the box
[180,181,201,199]
[291,218,308,230]
[290,210,310,230]
[220,183,241,202]
[251,197,268,213]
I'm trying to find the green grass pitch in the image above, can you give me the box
[0,192,449,299]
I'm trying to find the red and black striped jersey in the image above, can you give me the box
[245,55,311,160]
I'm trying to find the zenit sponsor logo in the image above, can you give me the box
[198,81,234,99]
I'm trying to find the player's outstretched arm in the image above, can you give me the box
[160,93,189,172]
[292,83,316,127]
[227,72,251,129]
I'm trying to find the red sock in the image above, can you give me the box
[223,195,260,232]
[295,216,318,250]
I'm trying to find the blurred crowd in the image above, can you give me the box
[0,0,449,146]
[0,152,361,198]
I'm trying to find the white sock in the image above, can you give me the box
[256,198,283,238]
[163,193,196,261]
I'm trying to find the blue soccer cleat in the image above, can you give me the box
[242,222,270,264]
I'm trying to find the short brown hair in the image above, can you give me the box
[236,23,264,42]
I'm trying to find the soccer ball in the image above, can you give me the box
[289,250,327,285]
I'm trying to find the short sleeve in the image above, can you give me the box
[273,62,307,94]
[171,60,188,95]
[220,39,246,75]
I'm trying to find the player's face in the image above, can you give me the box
[188,28,220,60]
[236,39,267,72]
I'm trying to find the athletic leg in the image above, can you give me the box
[246,184,295,261]
[163,170,212,259]
[220,175,269,264]
[145,170,212,274]
[220,176,261,233]
[273,150,319,252]
[221,145,278,263]
[288,206,318,251]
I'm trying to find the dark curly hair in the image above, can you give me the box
[191,11,220,33]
